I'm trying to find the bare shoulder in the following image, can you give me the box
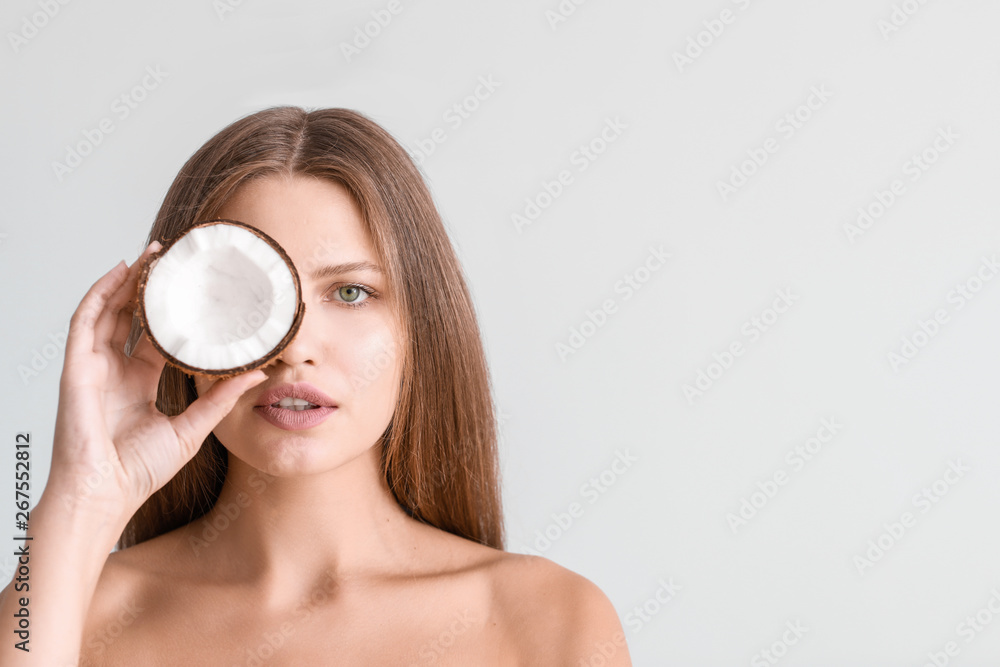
[483,552,632,666]
[81,532,184,663]
[93,529,183,594]
[407,527,631,663]
[87,543,152,618]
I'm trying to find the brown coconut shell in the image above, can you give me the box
[135,218,305,380]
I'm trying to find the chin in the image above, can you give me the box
[224,427,378,478]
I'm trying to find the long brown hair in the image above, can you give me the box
[118,107,504,550]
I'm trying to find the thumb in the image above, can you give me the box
[170,370,268,456]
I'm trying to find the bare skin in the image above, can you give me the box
[81,500,624,665]
[1,174,631,666]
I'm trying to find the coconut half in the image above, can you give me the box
[136,219,305,379]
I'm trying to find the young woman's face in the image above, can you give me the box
[193,173,404,476]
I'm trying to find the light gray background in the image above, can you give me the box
[2,1,1000,664]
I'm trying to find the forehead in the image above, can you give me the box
[214,173,377,274]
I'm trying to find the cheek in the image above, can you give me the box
[341,325,403,412]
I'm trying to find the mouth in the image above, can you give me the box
[254,382,338,410]
[252,382,338,431]
[270,397,322,411]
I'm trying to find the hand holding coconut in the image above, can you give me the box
[3,242,269,666]
[41,240,271,531]
[4,225,302,666]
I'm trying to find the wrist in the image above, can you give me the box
[30,490,128,552]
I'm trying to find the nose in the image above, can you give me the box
[275,303,319,368]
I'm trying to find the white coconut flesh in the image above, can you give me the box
[142,223,299,372]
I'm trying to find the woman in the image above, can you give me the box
[0,107,631,665]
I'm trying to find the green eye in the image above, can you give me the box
[328,283,376,309]
[339,286,363,302]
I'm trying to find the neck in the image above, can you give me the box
[187,445,420,605]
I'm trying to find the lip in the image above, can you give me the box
[253,382,338,432]
[255,382,338,409]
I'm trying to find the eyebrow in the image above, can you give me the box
[309,261,384,280]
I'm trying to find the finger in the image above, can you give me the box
[169,370,268,457]
[126,325,168,403]
[92,247,153,351]
[126,321,166,372]
[66,260,132,360]
[96,241,162,351]
[92,258,142,351]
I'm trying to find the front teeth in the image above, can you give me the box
[273,397,319,410]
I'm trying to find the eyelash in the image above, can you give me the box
[326,282,378,309]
